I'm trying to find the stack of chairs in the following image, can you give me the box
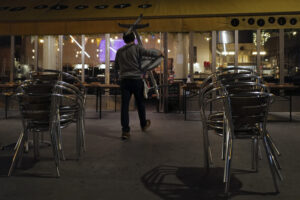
[8,70,86,177]
[200,67,282,194]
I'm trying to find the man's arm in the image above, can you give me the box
[138,45,162,58]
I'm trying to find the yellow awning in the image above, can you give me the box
[0,0,300,35]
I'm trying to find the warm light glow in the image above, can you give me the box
[293,31,297,36]
[57,48,60,52]
[32,49,35,53]
[96,54,99,58]
[110,38,114,42]
[114,36,118,39]
[71,39,74,43]
[157,39,161,44]
[168,49,171,53]
[39,39,44,43]
[252,51,266,55]
[32,56,35,59]
[145,38,149,43]
[222,51,235,55]
[96,49,99,52]
[91,39,95,43]
[69,35,91,58]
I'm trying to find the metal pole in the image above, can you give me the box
[163,32,168,113]
[34,36,38,71]
[58,35,63,72]
[256,29,261,76]
[189,31,194,81]
[81,35,85,82]
[105,34,110,85]
[279,29,285,84]
[234,30,238,69]
[10,36,15,83]
[212,31,217,74]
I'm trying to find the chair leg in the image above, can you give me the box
[50,124,60,177]
[33,131,40,161]
[81,116,86,152]
[266,131,281,156]
[203,126,211,171]
[76,119,81,158]
[8,132,24,176]
[57,123,66,161]
[262,135,280,193]
[221,121,226,160]
[251,137,259,171]
[224,129,233,195]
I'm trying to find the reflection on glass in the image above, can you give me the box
[193,32,212,79]
[261,30,279,82]
[285,29,300,84]
[216,30,235,70]
[237,30,256,72]
[0,36,12,82]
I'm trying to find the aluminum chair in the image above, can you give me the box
[200,80,283,194]
[51,80,86,160]
[8,80,61,177]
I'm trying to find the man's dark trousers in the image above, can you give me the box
[120,79,147,132]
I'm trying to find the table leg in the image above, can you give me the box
[99,88,102,119]
[5,95,8,119]
[96,88,98,112]
[114,89,117,112]
[184,89,186,120]
[289,95,292,122]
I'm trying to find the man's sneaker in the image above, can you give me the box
[142,120,151,132]
[121,131,130,140]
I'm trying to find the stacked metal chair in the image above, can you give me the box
[200,67,282,194]
[8,70,86,177]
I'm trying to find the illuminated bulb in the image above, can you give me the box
[32,56,35,59]
[96,49,99,52]
[91,39,95,43]
[145,38,149,43]
[75,54,78,58]
[71,39,74,43]
[157,39,161,44]
[39,39,44,43]
[96,54,99,58]
[57,48,60,52]
[293,31,297,36]
[110,38,114,42]
[168,49,171,53]
[114,36,118,39]
[32,49,35,53]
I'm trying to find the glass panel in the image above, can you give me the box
[238,30,257,71]
[0,36,12,83]
[37,35,60,72]
[216,30,235,70]
[17,36,35,81]
[193,32,212,80]
[63,35,88,81]
[284,29,300,84]
[168,33,189,81]
[260,30,279,83]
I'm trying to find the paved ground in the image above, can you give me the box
[0,106,299,200]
